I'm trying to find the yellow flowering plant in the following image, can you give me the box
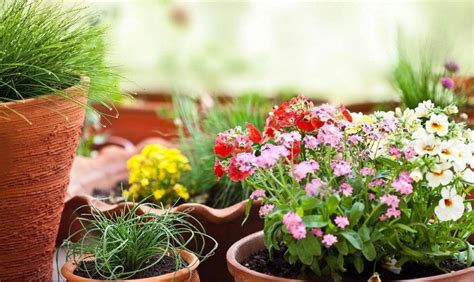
[123,144,191,204]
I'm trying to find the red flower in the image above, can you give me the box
[214,136,232,158]
[214,159,225,180]
[246,123,263,144]
[232,135,252,154]
[287,140,301,162]
[227,157,250,182]
[339,105,353,122]
[296,112,324,132]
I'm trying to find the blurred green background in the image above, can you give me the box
[85,0,473,103]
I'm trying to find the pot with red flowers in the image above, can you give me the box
[215,96,474,281]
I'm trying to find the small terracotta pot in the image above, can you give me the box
[0,79,88,280]
[227,231,474,282]
[61,249,200,282]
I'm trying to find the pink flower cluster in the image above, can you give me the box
[331,160,352,176]
[294,160,319,182]
[283,211,307,240]
[392,171,413,195]
[305,178,323,196]
[379,194,401,221]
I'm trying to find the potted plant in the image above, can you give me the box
[217,96,474,281]
[60,201,217,281]
[0,0,120,279]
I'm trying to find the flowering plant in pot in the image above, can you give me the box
[219,96,474,281]
[60,201,217,281]
[0,0,120,279]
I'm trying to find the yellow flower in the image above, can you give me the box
[173,184,189,200]
[153,189,166,201]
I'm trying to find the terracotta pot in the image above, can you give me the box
[0,80,88,281]
[92,135,136,153]
[227,231,474,282]
[61,249,200,282]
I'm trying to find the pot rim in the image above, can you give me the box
[227,231,474,282]
[0,76,89,107]
[60,249,200,281]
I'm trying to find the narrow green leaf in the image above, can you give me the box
[341,230,363,250]
[349,202,364,225]
[362,241,376,261]
[303,215,328,228]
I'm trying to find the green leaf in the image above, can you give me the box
[358,225,371,242]
[300,234,321,256]
[353,256,364,273]
[301,196,319,210]
[311,259,322,276]
[242,199,253,226]
[303,215,328,228]
[394,223,417,233]
[335,240,348,255]
[341,230,363,250]
[326,196,340,215]
[349,202,365,225]
[362,241,376,261]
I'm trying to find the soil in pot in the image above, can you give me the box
[243,248,467,281]
[73,255,188,279]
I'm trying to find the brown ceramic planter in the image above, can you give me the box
[0,80,88,280]
[227,231,474,282]
[61,249,200,282]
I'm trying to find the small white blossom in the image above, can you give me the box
[409,169,423,182]
[426,114,449,137]
[426,163,453,188]
[434,187,464,221]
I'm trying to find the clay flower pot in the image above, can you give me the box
[61,249,200,282]
[227,231,474,282]
[0,79,88,280]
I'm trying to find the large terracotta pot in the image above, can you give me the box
[61,249,200,282]
[0,80,88,281]
[227,231,474,282]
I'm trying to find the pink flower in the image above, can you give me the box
[379,117,399,132]
[250,189,265,201]
[303,135,320,149]
[360,167,375,176]
[332,160,352,177]
[259,204,274,217]
[347,135,362,144]
[322,234,338,248]
[369,178,386,188]
[256,144,289,169]
[339,182,353,196]
[440,77,455,90]
[234,153,257,173]
[380,194,400,208]
[392,172,413,195]
[334,216,349,229]
[305,178,323,196]
[368,193,376,201]
[311,228,324,237]
[276,131,302,147]
[388,147,401,159]
[385,207,401,218]
[404,147,417,160]
[283,211,307,240]
[317,124,343,147]
[294,160,319,182]
[379,214,387,221]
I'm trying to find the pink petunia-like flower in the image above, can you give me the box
[360,167,375,176]
[302,135,320,149]
[283,211,307,240]
[294,160,319,182]
[334,216,349,229]
[250,189,265,201]
[234,153,257,174]
[275,131,302,147]
[259,204,274,218]
[385,207,401,218]
[305,178,323,196]
[332,160,352,177]
[404,147,417,160]
[392,171,413,195]
[311,228,324,237]
[380,194,400,208]
[347,135,362,144]
[339,182,353,196]
[388,147,401,159]
[368,193,376,201]
[322,234,338,248]
[317,123,343,147]
[256,144,289,169]
[369,178,386,188]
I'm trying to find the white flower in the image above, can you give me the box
[466,143,474,166]
[426,163,453,188]
[426,114,449,136]
[459,167,474,183]
[414,134,440,156]
[446,105,459,115]
[409,169,423,182]
[434,187,464,221]
[438,140,458,162]
[415,100,434,118]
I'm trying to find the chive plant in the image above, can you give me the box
[60,202,217,280]
[174,94,270,208]
[0,0,121,114]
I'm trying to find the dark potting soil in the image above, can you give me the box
[92,180,129,204]
[73,255,187,279]
[242,249,467,281]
